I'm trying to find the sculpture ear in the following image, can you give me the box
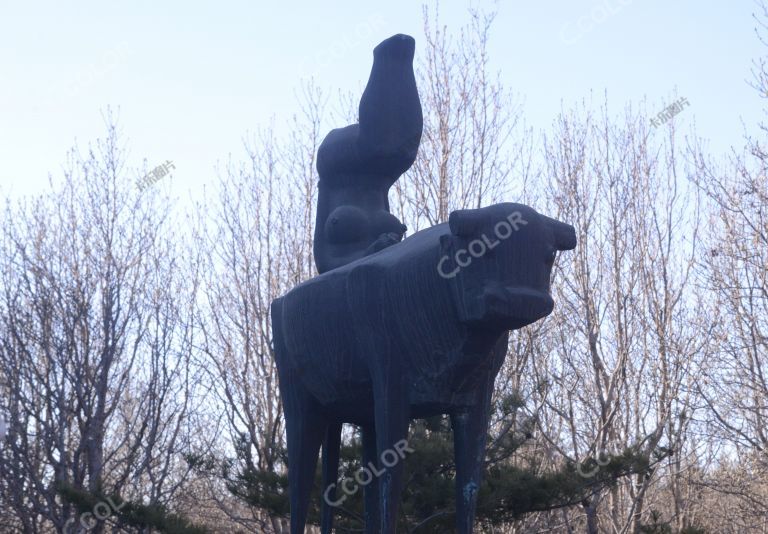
[438,234,461,279]
[439,232,486,323]
[448,209,482,237]
[439,233,453,251]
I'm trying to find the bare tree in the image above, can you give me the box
[0,115,200,532]
[690,88,768,534]
[191,84,324,533]
[8,4,768,533]
[528,99,706,533]
[393,3,530,231]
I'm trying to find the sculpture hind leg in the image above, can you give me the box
[346,266,409,533]
[362,424,381,533]
[272,299,326,533]
[282,384,325,534]
[320,423,342,534]
[320,423,381,534]
[372,370,410,534]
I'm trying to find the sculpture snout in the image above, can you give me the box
[481,285,555,329]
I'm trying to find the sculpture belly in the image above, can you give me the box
[400,323,508,412]
[293,345,372,408]
[279,271,507,413]
[282,282,371,406]
[406,349,499,410]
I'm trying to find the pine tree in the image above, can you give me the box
[57,482,210,533]
[191,392,660,531]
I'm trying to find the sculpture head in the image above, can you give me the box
[438,203,576,330]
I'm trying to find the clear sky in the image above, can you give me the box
[0,0,764,200]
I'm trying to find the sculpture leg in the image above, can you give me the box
[372,374,410,534]
[362,425,381,534]
[320,423,342,534]
[451,335,508,533]
[450,400,491,534]
[280,381,328,534]
[273,300,325,534]
[345,267,409,533]
[281,377,325,534]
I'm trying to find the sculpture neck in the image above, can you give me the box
[463,325,508,359]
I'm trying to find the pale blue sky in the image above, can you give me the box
[0,0,764,199]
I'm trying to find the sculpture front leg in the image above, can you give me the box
[450,401,491,534]
[450,336,506,533]
[320,423,342,534]
[362,425,381,533]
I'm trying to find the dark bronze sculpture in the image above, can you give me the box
[313,33,422,273]
[271,34,577,534]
